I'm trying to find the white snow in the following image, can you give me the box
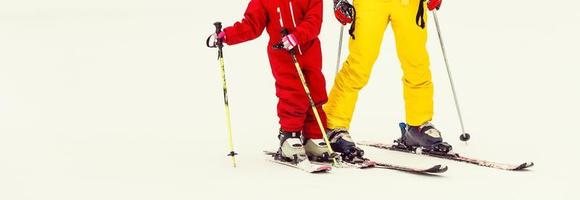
[1,0,579,200]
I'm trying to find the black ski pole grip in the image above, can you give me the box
[280,28,289,36]
[214,22,222,34]
[272,28,290,49]
[207,22,223,48]
[273,43,284,49]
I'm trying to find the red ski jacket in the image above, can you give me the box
[223,0,322,53]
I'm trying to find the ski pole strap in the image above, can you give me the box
[272,28,297,54]
[273,42,284,49]
[272,41,296,54]
[416,0,426,29]
[272,28,288,49]
[206,34,217,48]
[348,4,356,39]
[207,22,224,48]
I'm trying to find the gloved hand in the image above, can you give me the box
[281,34,298,51]
[334,0,354,25]
[427,0,442,11]
[207,31,226,48]
[217,31,226,41]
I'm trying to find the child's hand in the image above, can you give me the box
[334,0,354,25]
[206,31,227,48]
[281,34,298,51]
[216,31,226,41]
[428,0,442,11]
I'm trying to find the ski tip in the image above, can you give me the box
[315,166,332,173]
[307,165,332,173]
[426,164,448,173]
[437,165,449,173]
[513,162,534,170]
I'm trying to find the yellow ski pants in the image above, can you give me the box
[325,0,433,128]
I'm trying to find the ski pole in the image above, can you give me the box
[276,8,338,166]
[335,0,355,75]
[274,37,338,166]
[335,26,344,75]
[431,11,471,142]
[207,22,238,167]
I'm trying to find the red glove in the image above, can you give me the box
[281,34,298,51]
[334,0,354,25]
[427,0,442,11]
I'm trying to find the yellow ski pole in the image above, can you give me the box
[207,22,237,167]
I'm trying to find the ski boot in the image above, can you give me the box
[395,122,452,154]
[328,128,365,162]
[275,130,308,164]
[303,138,337,162]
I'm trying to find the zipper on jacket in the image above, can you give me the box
[288,0,303,55]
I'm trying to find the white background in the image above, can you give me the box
[1,0,579,199]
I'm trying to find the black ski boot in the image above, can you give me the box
[276,130,308,164]
[396,122,452,154]
[328,128,365,162]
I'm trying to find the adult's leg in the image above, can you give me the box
[391,0,433,126]
[324,0,392,129]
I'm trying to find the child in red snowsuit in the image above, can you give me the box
[210,0,328,157]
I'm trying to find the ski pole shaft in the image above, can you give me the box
[276,28,338,166]
[289,51,338,166]
[213,22,238,167]
[432,11,470,142]
[336,26,344,75]
[277,8,337,165]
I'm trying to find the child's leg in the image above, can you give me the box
[270,53,310,133]
[298,47,328,139]
[301,71,327,139]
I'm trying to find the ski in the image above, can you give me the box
[325,159,447,173]
[310,154,447,174]
[312,158,376,169]
[264,151,332,173]
[357,141,534,171]
[373,162,448,173]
